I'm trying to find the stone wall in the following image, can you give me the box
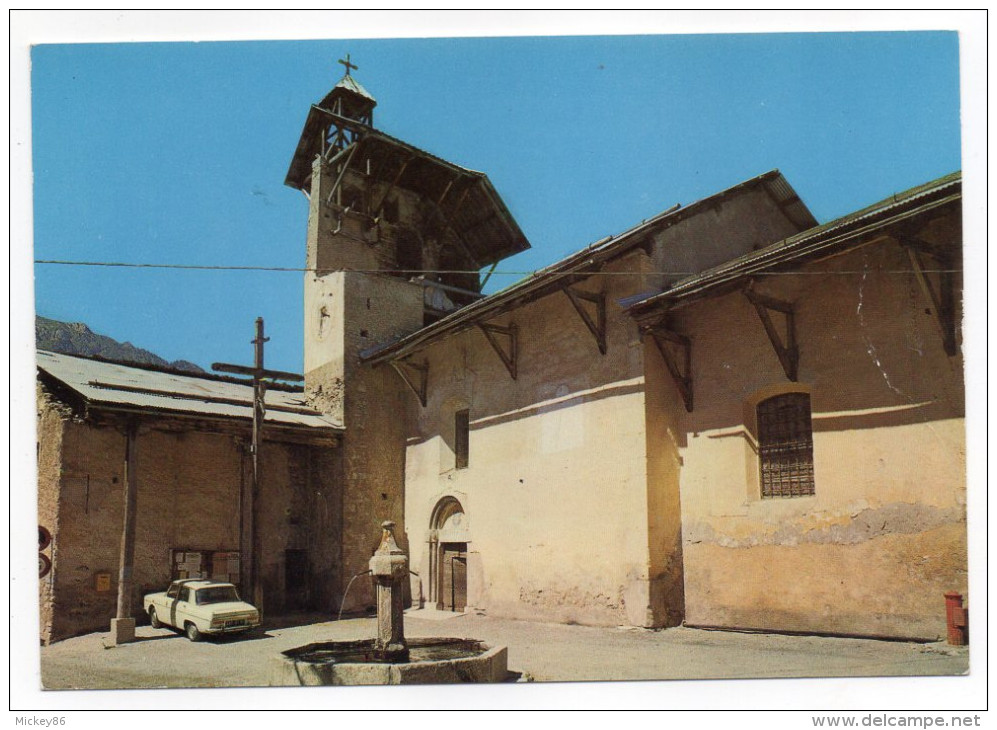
[647,184,805,290]
[37,389,342,644]
[36,384,68,643]
[303,155,428,613]
[397,181,808,628]
[404,254,662,627]
[664,238,966,639]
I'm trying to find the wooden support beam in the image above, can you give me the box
[370,153,414,222]
[906,247,958,356]
[480,261,498,290]
[436,176,456,208]
[390,359,428,408]
[744,287,798,381]
[325,142,360,205]
[563,286,607,354]
[478,322,518,380]
[645,326,693,412]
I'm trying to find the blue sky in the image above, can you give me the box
[31,32,962,373]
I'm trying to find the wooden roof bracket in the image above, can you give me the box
[478,322,518,380]
[390,358,428,408]
[644,324,693,412]
[743,283,799,381]
[904,245,958,357]
[480,261,499,289]
[563,286,607,355]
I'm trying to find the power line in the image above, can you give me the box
[33,259,960,276]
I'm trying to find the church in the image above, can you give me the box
[38,61,966,643]
[287,64,965,639]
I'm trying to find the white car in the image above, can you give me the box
[144,579,260,641]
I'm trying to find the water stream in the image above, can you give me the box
[337,569,372,622]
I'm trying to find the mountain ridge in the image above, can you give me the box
[35,316,204,373]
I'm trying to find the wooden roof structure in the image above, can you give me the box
[285,107,531,269]
[361,169,813,367]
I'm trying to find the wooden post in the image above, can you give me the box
[111,421,139,644]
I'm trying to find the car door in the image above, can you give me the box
[175,586,193,627]
[161,582,181,627]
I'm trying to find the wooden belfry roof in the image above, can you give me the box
[285,91,531,268]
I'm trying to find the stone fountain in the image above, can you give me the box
[270,521,507,685]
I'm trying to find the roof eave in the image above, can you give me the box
[362,169,807,365]
[626,174,962,317]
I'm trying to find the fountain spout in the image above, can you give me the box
[369,521,409,662]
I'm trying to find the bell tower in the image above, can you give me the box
[284,56,531,612]
[323,54,375,132]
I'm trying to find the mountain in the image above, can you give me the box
[35,316,204,374]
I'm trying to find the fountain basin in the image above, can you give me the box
[270,638,508,685]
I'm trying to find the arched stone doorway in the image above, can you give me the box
[429,497,469,612]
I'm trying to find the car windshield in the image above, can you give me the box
[195,586,241,605]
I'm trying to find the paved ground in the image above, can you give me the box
[39,609,968,690]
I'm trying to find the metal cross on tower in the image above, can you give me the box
[212,317,304,611]
[338,53,358,77]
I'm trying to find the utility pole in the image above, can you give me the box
[213,317,303,612]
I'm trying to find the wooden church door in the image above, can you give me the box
[441,543,467,612]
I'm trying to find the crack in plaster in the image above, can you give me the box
[857,252,904,399]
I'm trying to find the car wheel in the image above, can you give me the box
[185,622,202,642]
[149,607,162,629]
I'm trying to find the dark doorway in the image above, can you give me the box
[284,549,310,611]
[440,542,467,612]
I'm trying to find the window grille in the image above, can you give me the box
[757,392,815,498]
[455,409,470,470]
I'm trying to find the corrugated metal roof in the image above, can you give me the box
[37,351,342,431]
[625,171,962,313]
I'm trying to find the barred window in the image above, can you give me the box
[757,392,815,498]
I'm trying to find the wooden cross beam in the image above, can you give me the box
[644,324,693,412]
[563,286,607,355]
[744,286,799,381]
[478,322,518,380]
[211,318,304,610]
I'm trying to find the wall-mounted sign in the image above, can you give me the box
[94,572,112,592]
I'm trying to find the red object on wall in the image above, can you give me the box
[944,591,968,646]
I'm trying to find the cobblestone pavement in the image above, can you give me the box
[39,609,968,690]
